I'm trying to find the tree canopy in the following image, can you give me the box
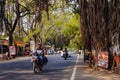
[0,0,83,51]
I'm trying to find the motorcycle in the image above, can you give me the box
[63,53,68,60]
[31,55,43,73]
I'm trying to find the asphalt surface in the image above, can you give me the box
[0,54,76,80]
[0,54,120,80]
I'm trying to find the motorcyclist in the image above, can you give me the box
[31,43,47,73]
[36,44,48,65]
[64,48,68,60]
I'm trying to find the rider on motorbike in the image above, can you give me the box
[36,44,44,64]
[36,43,48,65]
[64,48,68,60]
[31,43,48,73]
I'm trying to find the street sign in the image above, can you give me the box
[9,46,16,56]
[98,52,108,68]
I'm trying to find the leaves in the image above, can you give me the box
[62,13,80,36]
[62,13,82,49]
[1,0,82,49]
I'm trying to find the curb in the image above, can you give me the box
[0,56,31,63]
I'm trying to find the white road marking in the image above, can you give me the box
[70,55,79,80]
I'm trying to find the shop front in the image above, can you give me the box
[0,39,25,56]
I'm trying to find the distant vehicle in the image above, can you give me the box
[60,51,71,58]
[47,49,54,55]
[78,50,83,55]
[60,50,64,57]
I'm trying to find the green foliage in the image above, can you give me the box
[3,0,82,49]
[0,34,7,40]
[62,13,80,37]
[19,0,35,13]
[62,13,82,49]
[69,35,83,50]
[38,0,82,49]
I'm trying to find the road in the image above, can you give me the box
[0,54,119,80]
[0,53,79,80]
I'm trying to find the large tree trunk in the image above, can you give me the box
[79,0,120,69]
[80,0,91,52]
[9,32,13,46]
[0,0,6,31]
[8,31,13,57]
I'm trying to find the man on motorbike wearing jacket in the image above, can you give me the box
[36,44,44,64]
[36,44,48,65]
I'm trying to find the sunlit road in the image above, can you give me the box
[0,53,118,80]
[0,53,79,80]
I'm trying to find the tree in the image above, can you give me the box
[0,0,6,32]
[1,0,50,46]
[70,35,83,50]
[21,0,50,45]
[3,0,33,46]
[79,0,120,69]
[2,0,35,57]
[62,13,82,49]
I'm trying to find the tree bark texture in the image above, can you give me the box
[80,0,120,52]
[0,0,6,31]
[79,0,120,69]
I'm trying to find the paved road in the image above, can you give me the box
[0,54,78,80]
[0,54,120,80]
